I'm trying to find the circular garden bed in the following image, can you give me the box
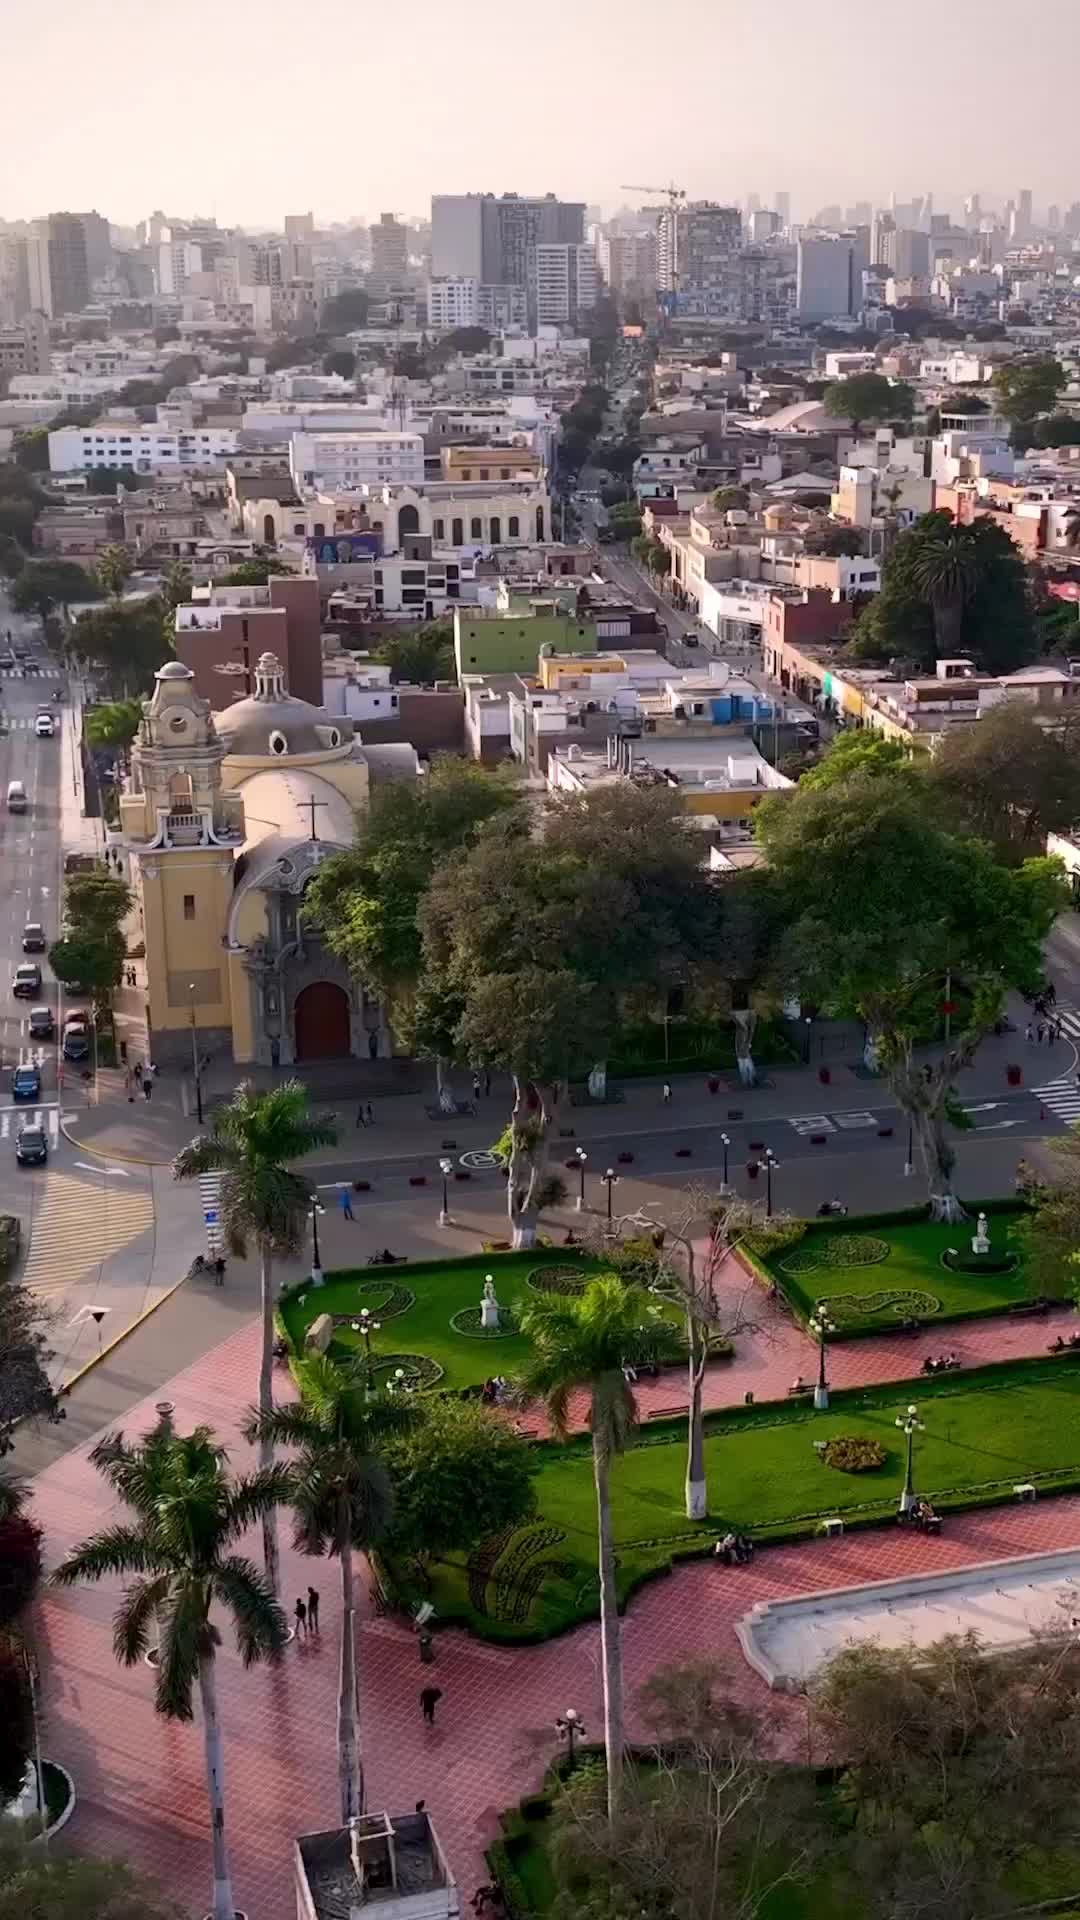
[344,1279,416,1319]
[819,1287,942,1325]
[781,1234,890,1275]
[370,1352,444,1391]
[527,1264,589,1297]
[450,1306,519,1338]
[941,1249,1019,1276]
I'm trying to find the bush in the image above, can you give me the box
[0,1512,43,1625]
[822,1435,887,1472]
[744,1218,807,1260]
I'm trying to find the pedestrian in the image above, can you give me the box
[307,1586,320,1633]
[294,1596,307,1637]
[364,1102,374,1125]
[133,1059,143,1085]
[662,1081,672,1105]
[1036,1023,1045,1045]
[472,1074,482,1104]
[1047,981,1057,1007]
[143,1076,152,1101]
[1025,1024,1034,1043]
[340,1186,354,1221]
[368,1029,378,1060]
[420,1685,443,1725]
[213,1255,226,1286]
[356,1103,368,1128]
[483,1069,491,1096]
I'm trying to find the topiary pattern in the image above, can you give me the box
[527,1264,589,1296]
[450,1305,519,1337]
[369,1352,444,1391]
[335,1279,415,1321]
[821,1435,887,1472]
[491,1523,569,1621]
[820,1288,942,1323]
[780,1234,890,1274]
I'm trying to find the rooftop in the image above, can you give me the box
[296,1810,457,1920]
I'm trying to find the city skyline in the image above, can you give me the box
[4,0,1080,228]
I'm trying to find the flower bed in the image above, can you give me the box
[527,1265,590,1297]
[821,1435,887,1473]
[450,1305,519,1337]
[781,1234,889,1274]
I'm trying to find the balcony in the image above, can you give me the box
[165,809,206,846]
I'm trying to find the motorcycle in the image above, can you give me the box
[816,1199,848,1217]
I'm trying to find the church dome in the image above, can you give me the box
[213,652,346,759]
[157,659,195,681]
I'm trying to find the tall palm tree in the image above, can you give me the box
[174,1083,337,1595]
[911,526,980,656]
[52,1415,290,1920]
[243,1354,418,1822]
[94,544,134,602]
[519,1273,651,1819]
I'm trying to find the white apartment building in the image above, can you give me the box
[427,278,480,329]
[48,417,239,476]
[534,245,598,327]
[289,430,426,493]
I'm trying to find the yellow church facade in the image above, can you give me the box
[119,652,416,1067]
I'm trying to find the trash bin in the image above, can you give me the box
[1007,1063,1022,1087]
[818,1065,831,1085]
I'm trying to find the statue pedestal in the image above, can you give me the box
[480,1299,500,1330]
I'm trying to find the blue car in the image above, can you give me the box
[12,1064,41,1102]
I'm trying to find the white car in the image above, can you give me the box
[35,713,54,738]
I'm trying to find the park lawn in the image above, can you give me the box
[418,1361,1080,1641]
[278,1251,684,1394]
[766,1214,1031,1333]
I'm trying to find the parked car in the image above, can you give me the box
[15,1124,47,1166]
[34,713,55,739]
[13,963,41,998]
[21,922,46,952]
[28,1005,54,1039]
[12,1064,40,1102]
[62,1023,90,1061]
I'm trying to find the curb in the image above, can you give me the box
[59,1110,188,1167]
[56,1261,193,1396]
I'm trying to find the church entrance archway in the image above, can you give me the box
[294,981,351,1060]
[398,503,420,537]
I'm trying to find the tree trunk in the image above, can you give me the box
[863,1025,882,1074]
[337,1523,363,1821]
[911,1102,966,1222]
[592,1435,624,1820]
[506,1076,559,1249]
[258,1248,280,1597]
[434,1055,456,1116]
[685,1312,708,1520]
[197,1652,235,1920]
[733,1008,757,1088]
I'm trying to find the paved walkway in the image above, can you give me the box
[32,1317,1080,1920]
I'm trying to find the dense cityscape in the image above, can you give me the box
[6,56,1080,1920]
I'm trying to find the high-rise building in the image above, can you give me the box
[285,213,315,240]
[370,213,408,282]
[78,211,112,283]
[30,213,90,317]
[748,209,781,244]
[430,193,584,304]
[657,202,741,295]
[964,192,981,227]
[598,230,657,300]
[775,191,791,229]
[0,234,31,323]
[796,237,852,319]
[1017,188,1033,240]
[1048,204,1061,233]
[534,243,598,327]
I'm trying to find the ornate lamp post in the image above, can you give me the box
[764,1147,778,1218]
[310,1195,325,1286]
[808,1309,836,1410]
[719,1131,731,1194]
[555,1705,586,1771]
[601,1166,619,1226]
[574,1146,588,1212]
[896,1403,925,1515]
[438,1156,453,1228]
[352,1306,381,1395]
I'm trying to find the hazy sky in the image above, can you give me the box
[4,0,1079,228]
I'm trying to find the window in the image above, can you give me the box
[183,894,196,920]
[433,518,445,540]
[470,517,482,540]
[501,468,510,480]
[490,517,501,543]
[452,518,463,545]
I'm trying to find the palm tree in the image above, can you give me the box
[911,527,980,656]
[94,544,134,602]
[174,1083,337,1595]
[52,1415,290,1920]
[243,1354,418,1822]
[519,1273,651,1819]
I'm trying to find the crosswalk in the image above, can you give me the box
[0,667,62,680]
[1032,1002,1080,1125]
[21,1166,155,1302]
[0,714,61,731]
[0,1107,61,1139]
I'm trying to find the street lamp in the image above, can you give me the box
[803,1014,813,1065]
[904,1117,914,1179]
[895,1403,925,1515]
[574,1146,588,1212]
[601,1167,619,1227]
[764,1147,778,1218]
[808,1310,836,1411]
[352,1307,381,1394]
[720,1131,731,1194]
[555,1706,586,1771]
[438,1156,453,1228]
[188,981,203,1124]
[310,1195,325,1286]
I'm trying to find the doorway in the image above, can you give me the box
[294,981,351,1060]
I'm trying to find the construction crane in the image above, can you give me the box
[621,183,686,211]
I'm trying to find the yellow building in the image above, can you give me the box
[120,651,416,1067]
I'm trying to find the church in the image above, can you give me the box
[118,651,417,1067]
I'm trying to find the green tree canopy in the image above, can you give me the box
[0,1839,188,1917]
[383,1395,535,1561]
[929,698,1080,861]
[800,730,911,790]
[93,543,134,600]
[373,622,453,685]
[755,766,1066,1216]
[85,698,143,753]
[851,508,1036,673]
[218,557,294,585]
[992,355,1065,426]
[1030,413,1080,448]
[322,348,356,380]
[69,596,172,693]
[710,485,749,511]
[11,559,101,630]
[822,372,914,434]
[50,865,132,1012]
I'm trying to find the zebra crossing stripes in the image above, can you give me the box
[0,1107,60,1139]
[21,1167,154,1301]
[1033,1078,1080,1126]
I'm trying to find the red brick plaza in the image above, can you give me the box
[32,1274,1080,1920]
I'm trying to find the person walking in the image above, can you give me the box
[213,1256,226,1287]
[143,1075,153,1101]
[294,1595,307,1637]
[1025,1023,1034,1044]
[662,1081,672,1105]
[364,1102,374,1126]
[1036,1023,1045,1045]
[472,1074,482,1105]
[307,1586,320,1633]
[340,1186,354,1221]
[483,1069,491,1097]
[356,1103,368,1128]
[420,1685,443,1725]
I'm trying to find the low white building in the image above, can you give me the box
[49,416,239,476]
[289,430,426,493]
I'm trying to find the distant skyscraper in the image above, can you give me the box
[746,192,760,215]
[775,191,791,228]
[430,192,584,297]
[1048,205,1061,232]
[657,202,741,296]
[964,193,981,228]
[796,237,852,319]
[370,213,408,282]
[45,213,89,315]
[1018,187,1033,239]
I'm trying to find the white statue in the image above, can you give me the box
[972,1212,990,1256]
[481,1272,500,1329]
